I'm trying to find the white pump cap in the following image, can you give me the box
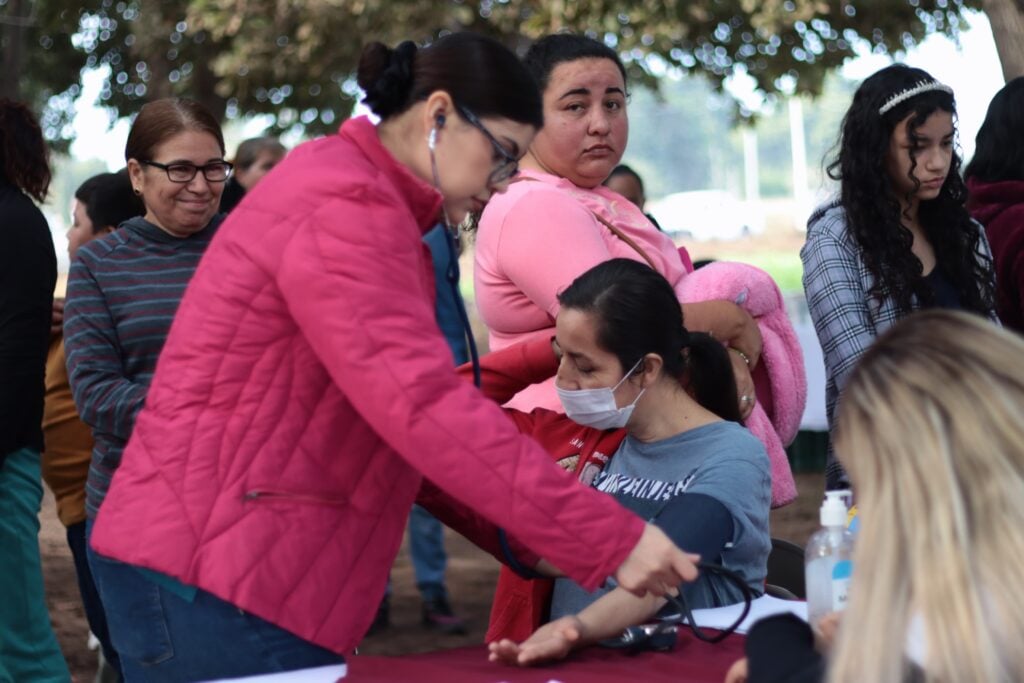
[820,490,852,527]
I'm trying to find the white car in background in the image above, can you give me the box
[647,190,765,241]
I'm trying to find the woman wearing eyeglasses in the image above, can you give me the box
[62,98,228,664]
[83,34,701,681]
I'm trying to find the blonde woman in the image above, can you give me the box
[727,309,1024,683]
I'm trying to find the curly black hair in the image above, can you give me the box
[827,64,994,316]
[0,100,50,203]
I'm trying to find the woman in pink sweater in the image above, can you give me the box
[476,34,761,413]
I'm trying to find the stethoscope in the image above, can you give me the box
[600,562,754,652]
[441,223,482,388]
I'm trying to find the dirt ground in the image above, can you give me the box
[40,473,824,681]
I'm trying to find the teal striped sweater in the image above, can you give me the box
[64,215,222,518]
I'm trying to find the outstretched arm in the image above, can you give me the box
[491,493,735,666]
[489,587,667,665]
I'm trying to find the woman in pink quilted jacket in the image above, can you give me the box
[88,33,701,681]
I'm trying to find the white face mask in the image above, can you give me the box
[556,358,646,430]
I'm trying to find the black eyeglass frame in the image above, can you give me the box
[455,104,519,185]
[142,160,234,183]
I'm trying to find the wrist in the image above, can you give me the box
[569,614,594,646]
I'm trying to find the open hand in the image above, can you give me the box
[488,616,583,666]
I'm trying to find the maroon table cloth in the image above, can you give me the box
[347,631,745,682]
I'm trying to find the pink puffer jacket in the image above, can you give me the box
[91,116,645,654]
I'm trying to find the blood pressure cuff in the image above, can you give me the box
[650,493,734,562]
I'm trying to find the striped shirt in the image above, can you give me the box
[64,215,222,518]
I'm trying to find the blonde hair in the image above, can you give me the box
[828,310,1024,682]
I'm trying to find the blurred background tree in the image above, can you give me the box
[2,0,1019,147]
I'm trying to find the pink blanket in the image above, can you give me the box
[678,260,804,507]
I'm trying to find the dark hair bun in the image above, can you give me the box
[357,41,417,118]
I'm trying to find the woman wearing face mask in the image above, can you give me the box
[424,258,770,659]
[802,64,997,490]
[87,34,700,681]
[475,34,761,417]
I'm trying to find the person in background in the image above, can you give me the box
[85,34,699,681]
[219,136,286,212]
[372,223,470,636]
[475,33,755,416]
[473,33,801,510]
[0,99,70,683]
[603,163,661,230]
[62,99,229,681]
[965,76,1024,333]
[802,64,996,490]
[726,311,1024,683]
[43,170,143,681]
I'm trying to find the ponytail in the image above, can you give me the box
[683,333,742,423]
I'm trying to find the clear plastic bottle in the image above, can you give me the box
[805,490,855,625]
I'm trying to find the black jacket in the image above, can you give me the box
[0,181,56,462]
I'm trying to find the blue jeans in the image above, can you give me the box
[408,504,448,601]
[66,521,121,676]
[86,522,344,682]
[0,448,71,683]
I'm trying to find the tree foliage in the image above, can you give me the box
[0,0,996,145]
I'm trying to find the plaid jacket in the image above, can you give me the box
[801,200,997,489]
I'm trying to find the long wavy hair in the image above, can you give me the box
[829,311,1024,682]
[827,64,994,315]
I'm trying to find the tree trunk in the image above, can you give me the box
[982,0,1024,81]
[1,0,26,99]
[191,37,228,122]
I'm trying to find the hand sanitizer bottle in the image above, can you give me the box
[805,490,855,625]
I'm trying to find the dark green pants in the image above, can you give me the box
[0,448,71,682]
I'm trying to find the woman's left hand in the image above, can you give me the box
[730,350,756,420]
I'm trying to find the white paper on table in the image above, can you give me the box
[203,663,348,682]
[689,595,808,634]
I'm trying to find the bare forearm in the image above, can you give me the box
[682,300,742,339]
[681,300,760,364]
[573,588,668,645]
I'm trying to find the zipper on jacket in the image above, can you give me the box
[243,489,348,507]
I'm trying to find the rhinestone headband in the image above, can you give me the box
[878,80,954,115]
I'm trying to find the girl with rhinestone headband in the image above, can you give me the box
[801,64,997,490]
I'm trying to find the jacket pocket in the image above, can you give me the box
[243,489,348,507]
